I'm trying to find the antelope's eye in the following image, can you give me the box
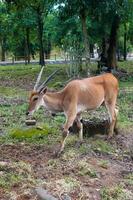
[33,97,38,101]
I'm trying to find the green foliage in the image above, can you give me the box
[0,0,133,63]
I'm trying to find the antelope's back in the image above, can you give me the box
[62,73,118,102]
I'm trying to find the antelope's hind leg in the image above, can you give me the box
[75,113,83,141]
[105,99,117,138]
[114,107,119,134]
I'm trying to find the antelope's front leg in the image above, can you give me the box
[58,112,77,155]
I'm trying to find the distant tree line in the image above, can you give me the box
[0,0,133,70]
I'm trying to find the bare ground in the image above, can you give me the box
[0,127,133,199]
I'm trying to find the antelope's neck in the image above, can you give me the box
[43,91,63,112]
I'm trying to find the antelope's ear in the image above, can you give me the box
[39,87,47,94]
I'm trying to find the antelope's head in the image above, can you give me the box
[26,67,59,116]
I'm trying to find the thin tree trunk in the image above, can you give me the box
[107,15,120,71]
[80,13,90,65]
[97,37,108,72]
[90,44,94,58]
[37,10,45,66]
[123,24,127,61]
[24,35,27,65]
[1,38,6,61]
[26,27,30,64]
[45,33,51,59]
[101,37,108,59]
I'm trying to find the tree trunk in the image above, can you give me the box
[37,10,45,66]
[97,37,108,72]
[1,38,6,61]
[107,15,120,71]
[26,27,30,64]
[90,44,94,58]
[45,33,51,59]
[101,37,108,59]
[123,24,127,61]
[80,13,90,65]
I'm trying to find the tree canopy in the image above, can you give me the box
[0,0,133,69]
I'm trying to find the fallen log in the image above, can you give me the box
[70,119,112,136]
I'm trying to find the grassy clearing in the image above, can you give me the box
[0,64,68,90]
[0,62,132,149]
[0,62,132,141]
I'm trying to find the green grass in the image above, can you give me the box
[124,173,133,186]
[89,60,133,74]
[0,172,23,189]
[0,86,27,97]
[0,161,36,189]
[92,139,114,154]
[118,60,133,73]
[119,80,133,88]
[0,64,68,89]
[100,184,133,200]
[99,160,109,169]
[118,91,133,127]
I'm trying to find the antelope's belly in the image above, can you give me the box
[77,97,104,113]
[77,104,87,113]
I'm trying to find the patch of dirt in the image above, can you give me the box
[0,132,133,200]
[0,97,25,106]
[0,77,34,91]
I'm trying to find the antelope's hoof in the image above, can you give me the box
[106,135,113,141]
[53,149,64,158]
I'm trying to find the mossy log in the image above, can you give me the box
[70,119,111,137]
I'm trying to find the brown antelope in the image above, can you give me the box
[26,67,119,154]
